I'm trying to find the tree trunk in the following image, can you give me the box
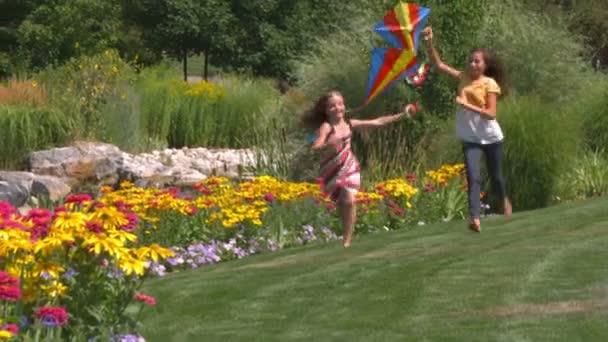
[183,50,188,82]
[203,49,209,81]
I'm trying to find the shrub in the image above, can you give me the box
[38,49,137,139]
[499,96,581,210]
[558,149,608,200]
[578,78,608,154]
[0,105,74,169]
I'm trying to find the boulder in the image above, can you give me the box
[0,171,35,207]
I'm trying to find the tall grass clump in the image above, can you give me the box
[500,96,580,210]
[167,75,283,149]
[0,105,74,169]
[578,78,608,154]
[0,78,48,106]
[97,86,144,152]
[558,149,608,200]
[137,63,178,144]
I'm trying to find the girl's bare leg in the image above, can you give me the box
[339,190,356,247]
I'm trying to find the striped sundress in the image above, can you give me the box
[319,125,361,201]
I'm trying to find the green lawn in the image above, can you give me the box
[141,197,608,341]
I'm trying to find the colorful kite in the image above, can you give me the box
[364,2,431,105]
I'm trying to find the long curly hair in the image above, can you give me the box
[473,48,508,92]
[301,90,343,130]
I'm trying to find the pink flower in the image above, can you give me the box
[120,212,139,232]
[326,203,335,211]
[36,306,69,327]
[0,201,17,219]
[135,293,156,306]
[0,272,19,286]
[2,323,18,336]
[263,193,275,202]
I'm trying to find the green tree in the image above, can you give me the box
[0,0,38,76]
[127,0,236,81]
[16,0,124,70]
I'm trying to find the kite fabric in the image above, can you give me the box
[364,2,430,105]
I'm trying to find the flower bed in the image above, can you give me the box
[0,163,468,340]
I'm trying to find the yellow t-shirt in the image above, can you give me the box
[458,75,501,108]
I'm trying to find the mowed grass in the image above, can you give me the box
[141,197,608,341]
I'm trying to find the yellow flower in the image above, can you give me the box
[83,234,125,256]
[34,262,65,279]
[88,206,129,230]
[0,330,14,338]
[52,211,87,232]
[134,244,174,262]
[41,281,68,298]
[118,254,145,276]
[31,80,38,88]
[112,66,119,73]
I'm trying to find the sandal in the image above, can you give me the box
[468,219,481,233]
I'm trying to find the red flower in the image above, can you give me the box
[406,173,416,182]
[86,221,103,234]
[388,201,398,209]
[187,205,197,216]
[135,293,156,306]
[65,194,92,204]
[395,208,405,216]
[424,183,436,193]
[326,203,335,211]
[36,306,69,327]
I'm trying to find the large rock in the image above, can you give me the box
[0,171,34,207]
[29,142,122,183]
[27,142,263,190]
[30,175,73,202]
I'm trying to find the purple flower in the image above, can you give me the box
[112,335,146,342]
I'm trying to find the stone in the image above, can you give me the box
[31,175,72,202]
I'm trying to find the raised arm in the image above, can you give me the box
[424,27,461,79]
[350,112,406,130]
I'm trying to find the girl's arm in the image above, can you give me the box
[456,93,498,120]
[350,112,406,130]
[311,122,338,150]
[424,27,461,79]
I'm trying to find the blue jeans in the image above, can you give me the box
[462,141,506,219]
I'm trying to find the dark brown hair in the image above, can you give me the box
[472,48,507,92]
[301,90,343,130]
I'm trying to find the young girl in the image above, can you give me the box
[303,91,411,247]
[423,26,512,232]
